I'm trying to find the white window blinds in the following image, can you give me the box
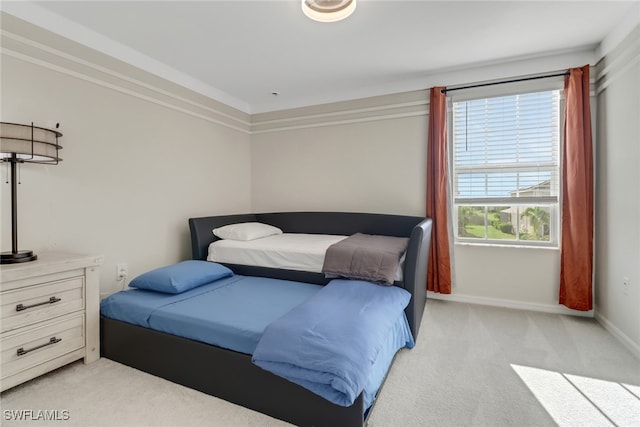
[452,90,560,206]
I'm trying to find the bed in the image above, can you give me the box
[101,212,432,427]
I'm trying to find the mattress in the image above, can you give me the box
[208,233,404,281]
[208,233,347,272]
[100,275,322,354]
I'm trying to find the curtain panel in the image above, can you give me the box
[559,65,594,311]
[426,87,452,294]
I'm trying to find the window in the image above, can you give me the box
[451,89,561,247]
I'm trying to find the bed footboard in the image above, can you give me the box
[101,317,366,427]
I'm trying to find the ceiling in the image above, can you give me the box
[4,1,640,113]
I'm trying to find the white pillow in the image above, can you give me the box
[213,222,283,241]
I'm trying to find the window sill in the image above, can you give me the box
[454,241,560,251]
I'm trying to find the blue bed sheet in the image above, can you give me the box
[101,275,322,354]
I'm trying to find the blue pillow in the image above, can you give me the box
[128,260,233,294]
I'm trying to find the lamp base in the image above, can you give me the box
[1,250,38,264]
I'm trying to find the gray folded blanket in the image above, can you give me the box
[321,233,409,285]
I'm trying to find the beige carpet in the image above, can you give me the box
[2,300,639,427]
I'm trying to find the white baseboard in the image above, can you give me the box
[426,291,594,318]
[426,292,640,358]
[594,310,640,359]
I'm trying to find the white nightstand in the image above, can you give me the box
[0,252,103,392]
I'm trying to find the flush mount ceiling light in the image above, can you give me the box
[302,0,356,22]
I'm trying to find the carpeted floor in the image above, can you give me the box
[2,299,639,427]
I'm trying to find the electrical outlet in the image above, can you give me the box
[623,277,629,295]
[116,263,128,281]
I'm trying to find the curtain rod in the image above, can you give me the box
[441,71,570,94]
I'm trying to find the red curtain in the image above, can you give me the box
[559,65,594,310]
[426,87,452,294]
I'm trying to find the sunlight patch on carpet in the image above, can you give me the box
[511,364,640,427]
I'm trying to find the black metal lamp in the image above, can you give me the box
[1,122,62,264]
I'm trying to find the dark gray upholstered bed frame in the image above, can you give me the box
[101,212,432,427]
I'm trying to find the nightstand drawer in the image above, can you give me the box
[1,313,85,380]
[1,276,84,333]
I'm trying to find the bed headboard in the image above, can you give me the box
[188,212,432,339]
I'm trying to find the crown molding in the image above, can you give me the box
[596,2,640,61]
[595,24,640,94]
[1,12,251,134]
[4,9,633,135]
[0,3,249,113]
[251,91,429,134]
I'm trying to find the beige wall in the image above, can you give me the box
[251,96,427,216]
[252,119,426,215]
[1,16,252,295]
[594,25,640,355]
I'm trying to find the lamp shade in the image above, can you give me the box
[0,122,62,163]
[302,0,356,22]
[1,122,63,264]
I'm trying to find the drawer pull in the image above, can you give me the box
[16,296,62,312]
[17,337,62,356]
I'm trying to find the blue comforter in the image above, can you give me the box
[251,279,414,407]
